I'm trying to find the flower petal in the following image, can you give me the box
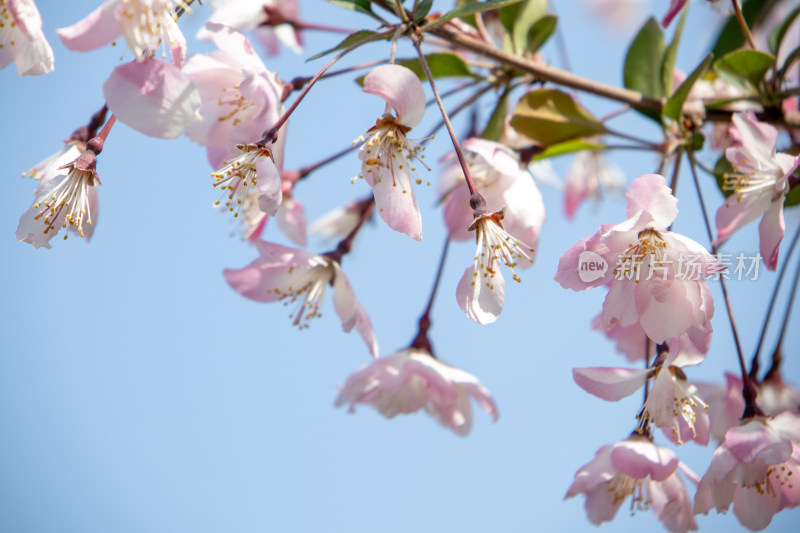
[56,1,120,52]
[572,366,649,401]
[363,64,425,128]
[103,59,202,139]
[456,265,505,324]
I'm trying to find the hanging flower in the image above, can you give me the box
[715,111,800,270]
[357,64,427,241]
[335,347,498,436]
[0,0,54,76]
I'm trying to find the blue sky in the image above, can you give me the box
[1,1,798,532]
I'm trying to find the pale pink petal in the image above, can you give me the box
[253,240,321,269]
[222,260,294,303]
[56,2,121,52]
[758,199,784,271]
[103,59,202,139]
[332,264,378,357]
[369,161,422,240]
[256,156,282,216]
[554,228,613,291]
[572,366,649,401]
[277,198,307,247]
[602,279,639,329]
[363,65,426,128]
[611,439,678,481]
[197,22,266,75]
[456,265,505,324]
[715,189,772,244]
[624,173,678,228]
[732,111,778,162]
[8,0,53,75]
[635,277,698,343]
[732,484,780,530]
[725,420,793,465]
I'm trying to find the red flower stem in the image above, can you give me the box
[410,34,484,211]
[686,150,760,417]
[262,29,394,145]
[410,237,451,358]
[749,227,800,379]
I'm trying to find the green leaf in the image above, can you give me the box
[711,0,767,58]
[664,53,714,121]
[510,89,606,146]
[355,53,474,84]
[690,131,705,151]
[423,0,524,30]
[397,52,474,81]
[307,30,379,61]
[662,6,688,97]
[769,6,800,54]
[624,17,666,122]
[325,0,374,17]
[483,91,510,142]
[525,14,557,55]
[511,0,548,54]
[531,139,604,160]
[785,181,800,208]
[414,0,434,22]
[714,49,775,87]
[713,155,735,198]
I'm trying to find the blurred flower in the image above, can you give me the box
[357,64,427,241]
[224,240,378,356]
[556,174,721,344]
[335,347,498,436]
[439,137,545,248]
[57,0,189,66]
[183,23,285,167]
[715,111,800,270]
[309,196,373,242]
[566,435,698,532]
[0,0,54,75]
[695,412,800,530]
[563,149,625,219]
[456,208,535,324]
[198,0,302,56]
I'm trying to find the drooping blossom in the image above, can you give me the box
[22,142,84,182]
[183,23,286,166]
[16,150,101,248]
[715,111,800,271]
[456,208,536,324]
[573,334,710,445]
[556,173,721,344]
[236,173,307,246]
[566,434,698,532]
[357,64,427,241]
[439,137,545,247]
[197,0,302,56]
[57,0,190,66]
[695,412,800,530]
[223,240,378,356]
[0,0,54,76]
[563,149,625,219]
[212,142,283,220]
[335,347,498,436]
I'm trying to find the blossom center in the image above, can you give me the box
[469,210,535,286]
[0,1,19,50]
[605,474,651,510]
[614,228,668,280]
[358,115,429,188]
[270,263,334,329]
[33,168,98,240]
[212,144,272,218]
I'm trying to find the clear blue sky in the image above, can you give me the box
[1,1,798,532]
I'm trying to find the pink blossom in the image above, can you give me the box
[695,412,800,530]
[197,0,303,56]
[357,64,427,241]
[212,143,283,220]
[57,0,189,66]
[183,23,285,167]
[456,209,536,324]
[0,0,54,75]
[556,174,720,344]
[715,112,800,270]
[335,348,498,436]
[16,154,100,249]
[566,435,698,532]
[563,149,625,219]
[573,334,710,445]
[439,137,545,247]
[237,178,307,247]
[223,240,378,357]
